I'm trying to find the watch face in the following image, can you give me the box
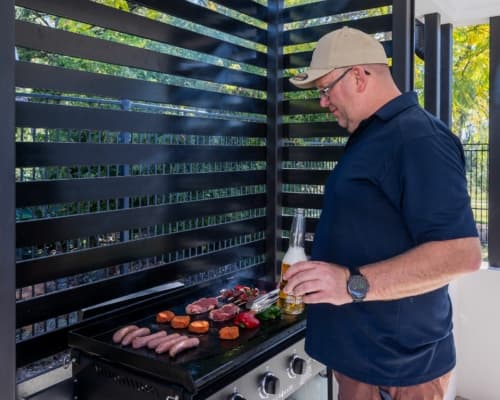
[348,274,369,301]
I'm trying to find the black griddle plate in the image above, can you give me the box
[68,277,306,393]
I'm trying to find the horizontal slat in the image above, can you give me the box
[17,193,267,249]
[285,98,324,115]
[135,0,267,39]
[17,325,70,368]
[283,169,331,185]
[281,0,392,24]
[17,171,266,207]
[16,239,266,328]
[16,103,266,137]
[215,0,268,22]
[17,217,266,288]
[16,0,267,67]
[15,21,266,90]
[282,192,324,210]
[16,62,267,114]
[285,121,348,138]
[284,14,393,46]
[16,258,267,367]
[284,145,344,162]
[16,142,266,167]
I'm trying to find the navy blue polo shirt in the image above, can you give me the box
[306,92,478,386]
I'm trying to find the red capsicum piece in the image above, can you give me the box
[234,311,261,329]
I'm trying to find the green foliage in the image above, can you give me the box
[452,25,489,143]
[414,24,489,142]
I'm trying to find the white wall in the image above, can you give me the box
[451,268,500,399]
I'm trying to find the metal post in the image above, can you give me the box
[119,99,131,274]
[266,0,284,282]
[440,24,453,126]
[488,16,500,267]
[392,0,415,92]
[424,13,441,118]
[0,0,16,398]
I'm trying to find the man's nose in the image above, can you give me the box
[319,95,330,108]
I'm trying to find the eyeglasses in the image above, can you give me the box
[318,67,353,98]
[318,67,371,98]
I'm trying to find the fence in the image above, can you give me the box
[463,143,489,245]
[15,90,489,350]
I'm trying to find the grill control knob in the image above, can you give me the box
[290,355,306,375]
[260,372,280,396]
[228,393,246,400]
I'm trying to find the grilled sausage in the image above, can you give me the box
[121,327,151,346]
[131,330,167,349]
[112,325,139,343]
[169,337,200,357]
[155,335,187,354]
[147,333,180,350]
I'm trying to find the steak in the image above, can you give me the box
[185,297,218,314]
[209,303,240,322]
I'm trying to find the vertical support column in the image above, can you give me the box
[391,0,415,92]
[0,0,16,399]
[119,99,131,274]
[440,24,453,127]
[489,16,500,267]
[424,13,441,117]
[266,0,284,282]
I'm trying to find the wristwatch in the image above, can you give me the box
[347,268,369,302]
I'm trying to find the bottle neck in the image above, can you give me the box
[289,211,305,248]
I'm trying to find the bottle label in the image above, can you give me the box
[278,262,305,315]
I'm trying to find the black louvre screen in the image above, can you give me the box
[12,0,405,370]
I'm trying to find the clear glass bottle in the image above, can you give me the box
[278,208,307,315]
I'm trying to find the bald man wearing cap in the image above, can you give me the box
[284,27,481,399]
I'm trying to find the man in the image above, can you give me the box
[285,27,482,399]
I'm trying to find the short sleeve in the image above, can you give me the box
[391,131,478,244]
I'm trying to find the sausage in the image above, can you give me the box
[169,337,200,357]
[112,325,138,343]
[155,335,188,354]
[121,327,151,346]
[131,330,167,349]
[147,333,180,350]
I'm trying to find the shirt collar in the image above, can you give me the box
[373,91,419,121]
[346,92,418,146]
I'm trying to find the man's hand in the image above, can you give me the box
[283,261,352,306]
[283,238,481,304]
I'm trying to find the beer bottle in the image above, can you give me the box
[278,208,307,315]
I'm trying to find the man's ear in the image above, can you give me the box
[353,66,368,92]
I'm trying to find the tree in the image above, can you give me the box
[452,25,489,143]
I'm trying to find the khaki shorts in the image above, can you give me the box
[334,370,452,400]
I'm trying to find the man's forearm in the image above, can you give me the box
[362,237,482,301]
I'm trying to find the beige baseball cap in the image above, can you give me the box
[290,26,388,89]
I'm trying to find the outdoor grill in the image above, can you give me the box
[69,276,326,400]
